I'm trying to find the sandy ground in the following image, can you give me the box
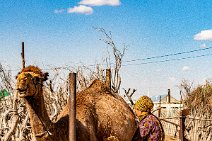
[165,135,178,141]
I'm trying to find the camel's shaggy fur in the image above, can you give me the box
[16,66,136,141]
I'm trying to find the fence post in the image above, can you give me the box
[21,42,25,69]
[158,96,161,117]
[167,89,171,103]
[105,69,111,90]
[179,109,189,141]
[69,73,76,141]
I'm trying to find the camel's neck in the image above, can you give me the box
[25,88,52,137]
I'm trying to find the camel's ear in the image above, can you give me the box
[43,72,49,81]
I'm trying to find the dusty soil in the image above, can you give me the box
[165,135,178,141]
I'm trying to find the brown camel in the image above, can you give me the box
[16,66,137,141]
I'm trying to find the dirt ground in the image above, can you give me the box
[165,135,178,141]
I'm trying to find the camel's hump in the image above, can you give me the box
[85,79,105,92]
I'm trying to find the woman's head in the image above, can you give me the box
[134,96,154,113]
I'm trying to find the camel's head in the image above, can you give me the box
[16,66,48,98]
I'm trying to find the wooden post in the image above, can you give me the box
[167,89,171,103]
[158,96,161,117]
[180,90,183,110]
[69,73,76,141]
[21,42,25,69]
[105,69,111,90]
[179,109,188,141]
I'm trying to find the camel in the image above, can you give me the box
[16,66,137,141]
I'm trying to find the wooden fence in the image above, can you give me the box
[153,107,212,141]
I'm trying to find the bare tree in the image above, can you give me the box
[95,27,126,94]
[0,64,14,92]
[179,80,193,97]
[123,88,136,106]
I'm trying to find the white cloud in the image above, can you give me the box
[182,66,190,71]
[168,77,176,82]
[54,9,65,14]
[67,5,93,15]
[79,0,121,6]
[200,43,207,48]
[194,30,212,41]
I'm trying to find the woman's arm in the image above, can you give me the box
[139,116,153,139]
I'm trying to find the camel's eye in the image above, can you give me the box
[18,76,28,83]
[24,73,33,79]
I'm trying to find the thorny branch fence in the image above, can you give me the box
[153,107,212,141]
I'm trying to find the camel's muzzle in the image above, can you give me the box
[17,88,27,97]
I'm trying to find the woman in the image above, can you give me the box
[132,96,165,141]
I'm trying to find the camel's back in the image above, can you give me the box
[57,80,137,141]
[95,92,136,140]
[76,80,136,141]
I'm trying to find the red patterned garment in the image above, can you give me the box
[132,114,165,141]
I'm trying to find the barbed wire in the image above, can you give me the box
[122,53,212,66]
[1,47,212,72]
[125,46,212,63]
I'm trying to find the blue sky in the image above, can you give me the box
[1,0,212,100]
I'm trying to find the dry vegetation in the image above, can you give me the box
[181,81,212,141]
